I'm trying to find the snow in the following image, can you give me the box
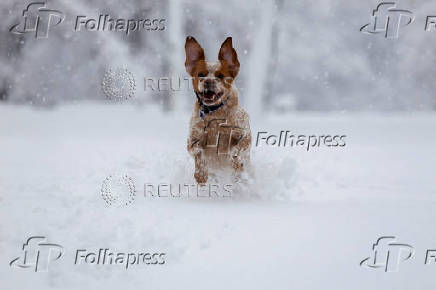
[1,103,436,289]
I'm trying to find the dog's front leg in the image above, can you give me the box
[188,135,209,185]
[194,150,208,184]
[230,131,251,174]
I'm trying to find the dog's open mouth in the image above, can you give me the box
[200,90,223,104]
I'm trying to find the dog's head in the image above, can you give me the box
[185,36,240,106]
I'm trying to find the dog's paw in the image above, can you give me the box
[231,156,244,173]
[194,170,208,185]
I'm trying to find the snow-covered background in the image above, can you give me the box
[1,0,436,289]
[1,105,436,289]
[2,0,436,111]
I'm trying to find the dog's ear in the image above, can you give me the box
[218,37,240,77]
[185,36,205,76]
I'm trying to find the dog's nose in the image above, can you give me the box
[204,79,215,90]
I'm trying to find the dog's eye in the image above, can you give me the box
[198,72,205,78]
[216,73,224,79]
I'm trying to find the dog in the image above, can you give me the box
[184,36,251,184]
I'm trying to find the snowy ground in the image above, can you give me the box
[1,103,436,290]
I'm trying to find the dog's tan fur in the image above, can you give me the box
[185,36,251,184]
